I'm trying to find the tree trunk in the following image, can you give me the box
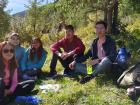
[104,9,107,23]
[104,1,108,23]
[112,0,119,35]
[107,8,113,34]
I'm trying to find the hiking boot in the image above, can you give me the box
[79,75,94,84]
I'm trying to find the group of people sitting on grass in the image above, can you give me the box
[0,34,47,104]
[0,20,140,104]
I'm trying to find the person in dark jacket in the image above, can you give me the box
[69,20,117,83]
[48,25,85,77]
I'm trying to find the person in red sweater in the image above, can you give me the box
[48,25,85,77]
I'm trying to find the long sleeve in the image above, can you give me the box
[28,50,47,69]
[72,38,85,54]
[18,47,26,70]
[50,39,64,53]
[21,49,29,71]
[106,40,117,62]
[75,49,92,63]
[10,69,18,93]
[50,35,85,55]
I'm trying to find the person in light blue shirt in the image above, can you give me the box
[6,32,25,72]
[21,37,47,79]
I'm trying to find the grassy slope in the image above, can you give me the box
[37,54,134,105]
[8,73,135,105]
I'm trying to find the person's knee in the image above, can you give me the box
[101,57,112,64]
[101,57,112,67]
[96,57,112,72]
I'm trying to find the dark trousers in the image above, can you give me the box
[13,80,35,96]
[0,79,4,101]
[50,53,74,73]
[0,79,35,104]
[23,69,43,78]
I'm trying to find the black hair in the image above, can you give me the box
[65,25,74,32]
[29,37,44,61]
[95,20,107,29]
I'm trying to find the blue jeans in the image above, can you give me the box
[74,57,112,77]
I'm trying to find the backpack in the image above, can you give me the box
[115,47,131,69]
[117,63,140,87]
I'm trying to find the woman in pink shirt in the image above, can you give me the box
[0,42,35,105]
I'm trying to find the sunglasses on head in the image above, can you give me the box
[2,49,14,53]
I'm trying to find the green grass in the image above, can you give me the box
[33,76,134,105]
[9,46,138,105]
[9,71,135,105]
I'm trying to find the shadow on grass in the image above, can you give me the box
[95,74,116,87]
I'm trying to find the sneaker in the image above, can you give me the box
[46,71,57,78]
[79,75,94,84]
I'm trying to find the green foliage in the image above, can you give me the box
[0,0,8,8]
[32,76,134,105]
[76,23,95,47]
[0,0,10,40]
[126,17,140,38]
[119,0,140,18]
[113,14,140,64]
[25,0,43,34]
